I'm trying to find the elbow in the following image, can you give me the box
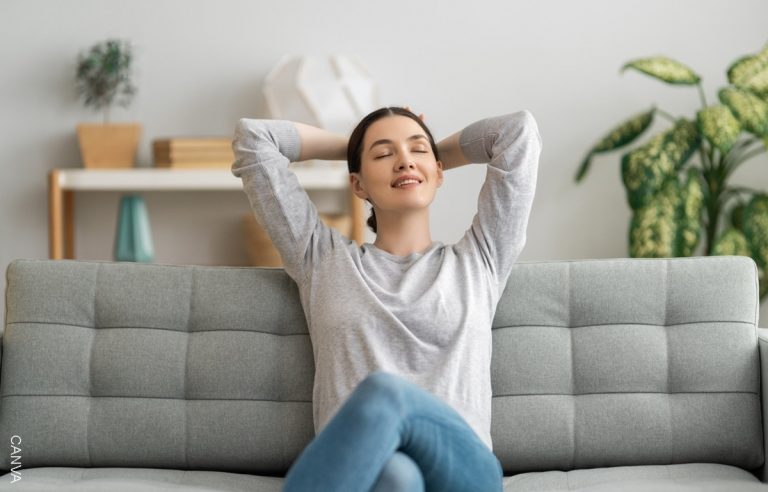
[493,110,542,161]
[508,110,541,149]
[232,118,264,177]
[235,118,266,141]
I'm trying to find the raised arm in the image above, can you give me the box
[436,130,473,171]
[232,118,346,283]
[452,110,542,298]
[292,122,348,162]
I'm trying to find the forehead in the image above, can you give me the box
[364,115,427,148]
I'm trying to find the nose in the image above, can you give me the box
[396,154,416,170]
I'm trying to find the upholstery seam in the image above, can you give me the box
[13,320,754,334]
[183,268,193,471]
[492,320,755,330]
[0,394,314,401]
[0,394,312,403]
[568,262,576,471]
[6,321,309,336]
[86,263,99,467]
[664,260,673,464]
[1,391,756,399]
[491,390,759,396]
[278,301,288,471]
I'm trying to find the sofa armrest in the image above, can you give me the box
[757,328,768,482]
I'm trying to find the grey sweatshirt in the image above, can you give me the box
[232,110,541,451]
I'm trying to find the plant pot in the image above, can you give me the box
[77,123,141,168]
[243,212,352,267]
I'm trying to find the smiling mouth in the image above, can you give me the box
[392,179,422,189]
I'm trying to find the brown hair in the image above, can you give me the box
[347,106,441,233]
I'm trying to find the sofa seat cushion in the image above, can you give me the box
[0,465,766,492]
[505,463,768,491]
[0,467,282,492]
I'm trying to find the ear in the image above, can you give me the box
[349,173,370,200]
[436,160,445,188]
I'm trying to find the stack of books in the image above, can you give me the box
[152,137,234,168]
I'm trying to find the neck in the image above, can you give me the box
[372,208,433,256]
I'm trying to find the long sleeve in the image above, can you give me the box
[232,118,331,284]
[454,110,542,298]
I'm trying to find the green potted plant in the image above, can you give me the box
[75,39,140,168]
[575,42,768,302]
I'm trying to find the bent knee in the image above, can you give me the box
[372,451,424,492]
[348,371,414,420]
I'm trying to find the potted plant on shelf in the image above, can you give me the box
[575,42,768,302]
[75,39,140,168]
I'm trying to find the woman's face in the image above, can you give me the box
[350,115,444,215]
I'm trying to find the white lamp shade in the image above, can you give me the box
[262,54,380,135]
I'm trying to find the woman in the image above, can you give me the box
[232,106,541,491]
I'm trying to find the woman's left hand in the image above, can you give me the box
[404,105,425,121]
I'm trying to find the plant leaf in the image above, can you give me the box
[743,194,768,299]
[743,195,768,268]
[675,168,704,256]
[711,227,752,256]
[621,56,701,85]
[75,38,135,111]
[696,105,742,154]
[629,176,681,257]
[621,119,700,210]
[719,87,768,137]
[575,108,655,182]
[727,46,768,96]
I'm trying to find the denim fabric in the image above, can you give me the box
[283,371,503,492]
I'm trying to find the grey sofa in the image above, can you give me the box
[1,256,768,491]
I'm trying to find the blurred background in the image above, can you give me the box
[1,0,767,323]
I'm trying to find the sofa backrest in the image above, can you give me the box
[0,256,762,476]
[491,256,763,474]
[1,260,315,475]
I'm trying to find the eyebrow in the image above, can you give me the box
[368,134,428,152]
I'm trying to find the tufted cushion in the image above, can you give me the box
[490,256,763,474]
[0,256,763,478]
[1,260,315,474]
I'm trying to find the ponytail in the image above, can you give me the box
[366,206,377,234]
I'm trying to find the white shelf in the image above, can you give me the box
[48,161,364,260]
[53,161,349,191]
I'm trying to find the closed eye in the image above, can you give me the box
[374,150,428,160]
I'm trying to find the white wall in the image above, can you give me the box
[2,0,767,324]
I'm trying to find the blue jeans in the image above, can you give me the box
[282,371,504,492]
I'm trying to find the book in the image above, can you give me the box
[154,160,232,169]
[153,137,232,150]
[154,150,234,163]
[152,137,234,167]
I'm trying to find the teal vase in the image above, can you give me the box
[114,194,155,262]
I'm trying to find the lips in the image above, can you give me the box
[392,175,424,187]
